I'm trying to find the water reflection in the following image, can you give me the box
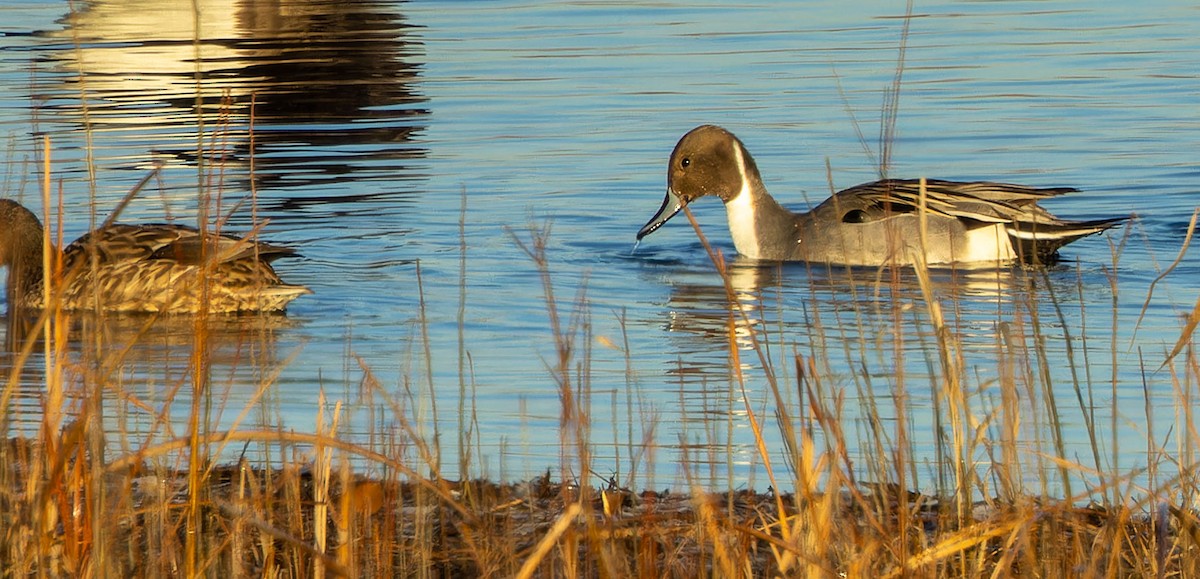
[44,0,427,201]
[645,256,1119,484]
[2,313,299,439]
[653,258,1095,387]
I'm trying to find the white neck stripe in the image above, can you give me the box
[726,142,760,258]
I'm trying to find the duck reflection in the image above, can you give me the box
[651,258,1086,387]
[45,0,427,198]
[2,312,300,437]
[645,257,1108,480]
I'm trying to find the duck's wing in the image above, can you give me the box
[66,224,299,268]
[64,224,197,266]
[146,232,299,265]
[823,179,1126,261]
[826,179,1080,225]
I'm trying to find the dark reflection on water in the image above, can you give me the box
[43,0,427,201]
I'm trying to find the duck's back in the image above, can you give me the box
[792,179,1123,265]
[61,224,308,313]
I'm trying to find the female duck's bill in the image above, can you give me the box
[0,198,310,315]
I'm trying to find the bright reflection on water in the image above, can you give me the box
[1,0,1198,494]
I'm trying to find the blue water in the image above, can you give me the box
[1,0,1197,495]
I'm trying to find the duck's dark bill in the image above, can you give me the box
[637,190,685,240]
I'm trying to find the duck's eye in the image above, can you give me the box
[680,157,691,168]
[843,209,868,223]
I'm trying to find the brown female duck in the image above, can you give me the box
[0,199,309,314]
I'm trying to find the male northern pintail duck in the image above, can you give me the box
[637,125,1127,266]
[0,199,310,314]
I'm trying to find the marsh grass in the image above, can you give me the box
[4,141,1200,576]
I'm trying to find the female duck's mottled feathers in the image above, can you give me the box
[0,199,309,314]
